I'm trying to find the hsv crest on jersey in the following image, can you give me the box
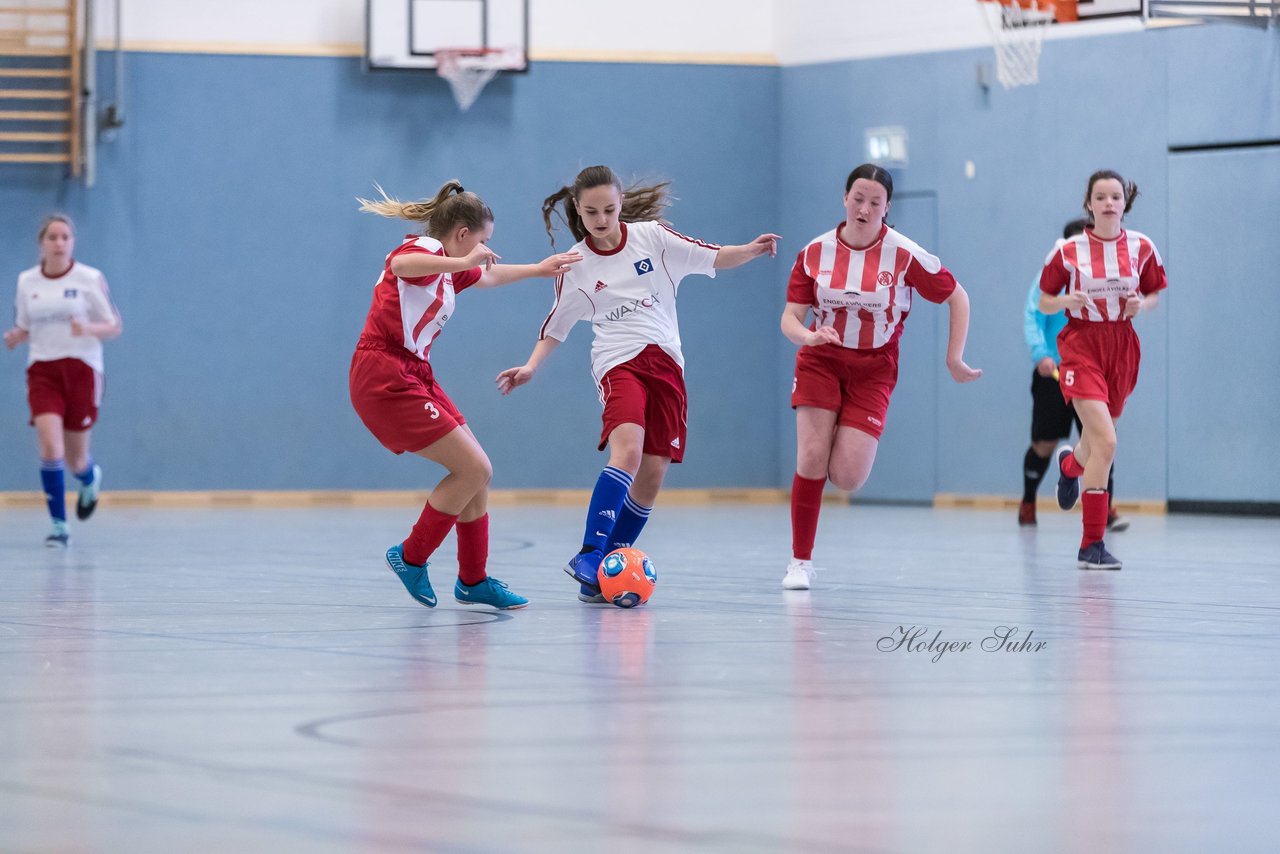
[63,289,78,298]
[877,271,893,286]
[633,258,654,275]
[595,280,608,292]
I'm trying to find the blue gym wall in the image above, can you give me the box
[2,23,1277,502]
[0,56,784,491]
[778,22,1280,503]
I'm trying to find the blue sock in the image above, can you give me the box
[581,466,633,554]
[40,459,66,522]
[74,458,95,485]
[608,494,652,551]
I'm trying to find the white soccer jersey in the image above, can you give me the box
[1040,228,1167,323]
[539,220,719,386]
[13,261,119,374]
[786,224,957,350]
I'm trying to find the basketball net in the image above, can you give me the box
[978,1,1057,88]
[436,48,519,111]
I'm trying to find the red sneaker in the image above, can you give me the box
[1018,500,1037,526]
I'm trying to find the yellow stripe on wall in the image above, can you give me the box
[99,40,779,66]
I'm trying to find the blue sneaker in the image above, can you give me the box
[385,544,436,607]
[454,576,529,610]
[1077,540,1122,570]
[1055,446,1080,511]
[565,549,603,591]
[577,583,606,604]
[76,464,102,521]
[44,520,69,548]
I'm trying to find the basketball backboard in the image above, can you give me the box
[366,0,529,72]
[1075,0,1145,20]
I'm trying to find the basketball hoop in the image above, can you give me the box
[435,47,520,111]
[977,1,1059,89]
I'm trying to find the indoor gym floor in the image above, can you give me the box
[1,503,1276,852]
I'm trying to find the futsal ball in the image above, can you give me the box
[597,548,657,608]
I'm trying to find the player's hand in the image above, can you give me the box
[69,319,85,337]
[1036,357,1056,377]
[536,252,582,277]
[496,364,534,395]
[748,233,781,258]
[465,244,500,270]
[3,327,28,349]
[1062,292,1091,312]
[803,326,841,347]
[947,358,982,383]
[1122,292,1144,318]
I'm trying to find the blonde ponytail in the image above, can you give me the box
[358,180,492,238]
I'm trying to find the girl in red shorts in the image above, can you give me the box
[781,164,981,589]
[496,165,779,602]
[351,182,580,609]
[5,215,122,548]
[1040,170,1166,570]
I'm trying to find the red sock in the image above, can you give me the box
[403,502,458,567]
[790,473,826,561]
[1062,451,1085,479]
[456,514,489,587]
[1081,489,1108,548]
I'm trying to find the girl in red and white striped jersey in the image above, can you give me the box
[1039,170,1166,571]
[780,164,981,590]
[5,214,121,548]
[351,182,580,609]
[496,165,779,602]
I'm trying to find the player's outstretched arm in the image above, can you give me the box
[475,252,582,289]
[392,244,498,280]
[781,303,839,348]
[714,233,781,270]
[496,337,561,395]
[944,285,981,383]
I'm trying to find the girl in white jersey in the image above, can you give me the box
[496,165,780,603]
[780,164,980,590]
[351,182,580,610]
[1040,170,1166,571]
[4,215,121,548]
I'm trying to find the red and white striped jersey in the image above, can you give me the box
[14,261,120,375]
[1039,228,1167,323]
[539,220,719,387]
[786,224,957,350]
[357,234,482,361]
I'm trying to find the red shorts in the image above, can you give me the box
[598,345,688,463]
[1056,322,1140,418]
[791,343,898,439]
[28,358,102,430]
[349,343,465,454]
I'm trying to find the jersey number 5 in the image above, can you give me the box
[1063,370,1075,387]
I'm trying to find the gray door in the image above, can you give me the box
[1168,147,1280,503]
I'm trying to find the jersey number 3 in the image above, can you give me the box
[423,402,440,420]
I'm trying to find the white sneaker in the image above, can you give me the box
[782,558,813,590]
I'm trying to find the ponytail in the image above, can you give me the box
[358,180,493,239]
